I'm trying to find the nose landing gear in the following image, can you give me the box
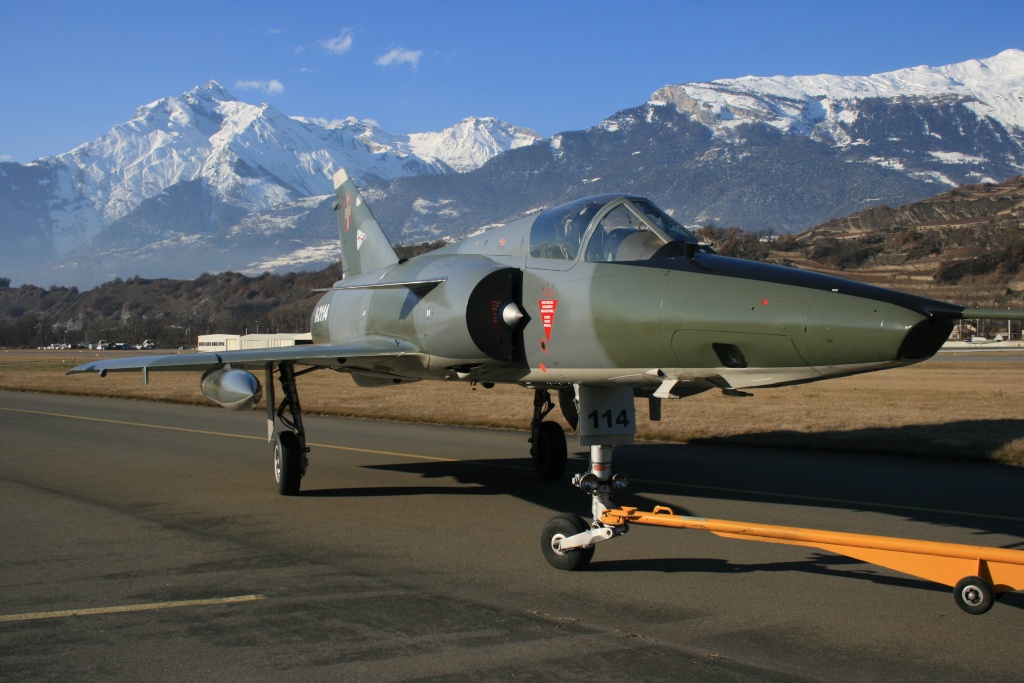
[540,385,637,570]
[540,443,631,571]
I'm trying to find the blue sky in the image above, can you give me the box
[2,0,1023,163]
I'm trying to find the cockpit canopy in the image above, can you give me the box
[529,194,708,263]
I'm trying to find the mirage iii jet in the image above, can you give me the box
[71,168,1024,576]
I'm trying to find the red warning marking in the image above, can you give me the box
[539,363,547,372]
[539,298,558,342]
[762,299,769,306]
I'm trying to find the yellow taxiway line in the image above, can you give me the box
[3,405,1023,523]
[0,595,265,623]
[0,406,456,463]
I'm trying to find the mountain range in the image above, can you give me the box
[6,172,1023,350]
[2,49,1023,288]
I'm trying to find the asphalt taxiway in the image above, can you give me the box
[2,390,1023,681]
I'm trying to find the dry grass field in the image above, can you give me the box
[3,349,1024,466]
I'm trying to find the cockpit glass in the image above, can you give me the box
[532,195,700,264]
[529,200,603,260]
[632,199,696,242]
[585,198,697,263]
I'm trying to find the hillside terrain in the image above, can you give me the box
[2,176,1022,348]
[766,174,1024,313]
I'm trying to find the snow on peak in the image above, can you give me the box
[651,49,1024,134]
[408,117,542,172]
[27,82,541,258]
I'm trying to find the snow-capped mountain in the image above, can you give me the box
[3,51,1024,289]
[0,81,540,283]
[373,50,1024,247]
[647,49,1024,186]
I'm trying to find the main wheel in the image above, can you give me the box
[273,430,304,496]
[541,513,595,571]
[531,421,567,480]
[953,576,994,615]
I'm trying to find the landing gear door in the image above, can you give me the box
[577,385,635,447]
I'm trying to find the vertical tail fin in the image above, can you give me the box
[332,168,399,279]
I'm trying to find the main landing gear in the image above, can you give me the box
[266,362,312,496]
[529,389,567,480]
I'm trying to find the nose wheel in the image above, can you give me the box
[541,443,630,571]
[541,514,596,570]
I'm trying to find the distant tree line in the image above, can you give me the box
[0,265,344,349]
[0,243,452,349]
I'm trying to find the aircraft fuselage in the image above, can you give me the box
[311,199,958,394]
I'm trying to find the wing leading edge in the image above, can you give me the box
[67,338,423,375]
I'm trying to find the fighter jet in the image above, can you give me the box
[70,168,1024,577]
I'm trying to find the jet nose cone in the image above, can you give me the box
[898,317,957,361]
[804,291,957,369]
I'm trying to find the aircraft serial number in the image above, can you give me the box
[587,409,631,430]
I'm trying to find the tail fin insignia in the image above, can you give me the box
[333,168,398,278]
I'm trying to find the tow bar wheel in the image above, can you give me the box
[954,576,994,615]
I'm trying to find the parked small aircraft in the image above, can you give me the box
[71,168,1024,593]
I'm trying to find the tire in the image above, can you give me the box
[953,575,994,615]
[541,514,595,571]
[274,430,303,496]
[532,421,567,480]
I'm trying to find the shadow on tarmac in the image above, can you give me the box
[298,434,1024,611]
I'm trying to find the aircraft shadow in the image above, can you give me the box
[300,485,498,498]
[315,430,1024,533]
[691,418,1024,467]
[591,552,943,589]
[589,553,1024,611]
[300,425,1024,607]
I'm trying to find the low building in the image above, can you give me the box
[197,333,312,352]
[197,334,240,352]
[239,333,313,350]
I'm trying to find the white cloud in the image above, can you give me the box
[322,29,353,55]
[0,154,13,162]
[235,79,285,95]
[376,47,422,68]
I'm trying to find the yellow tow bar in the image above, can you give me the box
[600,505,1024,615]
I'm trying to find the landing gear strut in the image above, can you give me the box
[529,388,567,480]
[266,362,310,496]
[540,443,630,570]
